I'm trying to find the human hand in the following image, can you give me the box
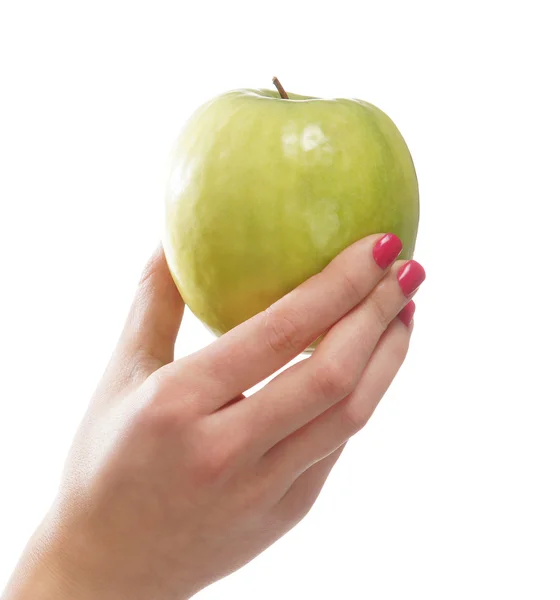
[2,234,425,600]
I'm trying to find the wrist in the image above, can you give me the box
[2,512,95,600]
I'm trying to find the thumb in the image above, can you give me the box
[117,245,185,376]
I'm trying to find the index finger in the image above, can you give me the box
[168,233,403,408]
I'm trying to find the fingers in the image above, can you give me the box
[168,233,404,409]
[216,258,423,455]
[273,445,346,527]
[262,316,413,482]
[114,246,185,377]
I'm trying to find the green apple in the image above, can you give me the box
[163,79,419,337]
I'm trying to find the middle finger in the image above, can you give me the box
[211,259,425,456]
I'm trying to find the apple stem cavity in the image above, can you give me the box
[272,76,289,99]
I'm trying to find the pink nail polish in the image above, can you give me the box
[398,300,416,327]
[373,234,403,269]
[397,260,426,297]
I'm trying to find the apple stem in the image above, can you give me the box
[272,77,289,99]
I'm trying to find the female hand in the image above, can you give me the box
[3,234,425,600]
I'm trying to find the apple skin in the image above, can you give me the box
[163,88,419,337]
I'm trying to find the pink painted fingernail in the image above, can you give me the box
[398,300,416,327]
[397,260,426,297]
[373,234,403,269]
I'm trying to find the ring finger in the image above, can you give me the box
[212,259,425,457]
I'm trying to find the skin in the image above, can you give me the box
[164,88,419,335]
[2,235,423,600]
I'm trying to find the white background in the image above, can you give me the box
[1,1,559,598]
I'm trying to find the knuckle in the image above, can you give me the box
[147,366,202,416]
[264,306,304,354]
[238,480,273,517]
[290,502,314,527]
[192,427,244,484]
[142,370,170,399]
[367,293,392,331]
[137,373,194,434]
[388,334,411,364]
[339,270,363,305]
[341,399,371,433]
[284,494,317,527]
[312,359,356,401]
[138,399,185,438]
[199,445,233,482]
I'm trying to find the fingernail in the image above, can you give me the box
[397,260,426,297]
[398,300,416,327]
[373,234,403,269]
